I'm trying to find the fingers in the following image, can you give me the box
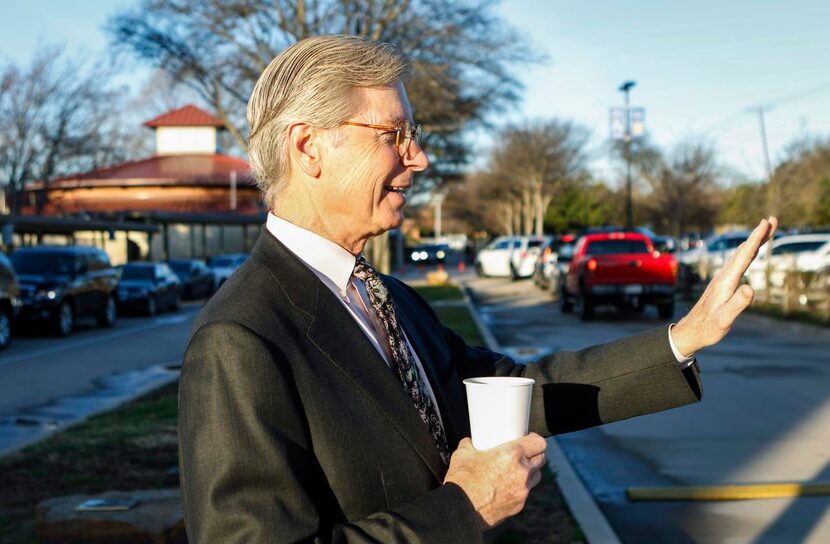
[719,217,775,286]
[527,468,543,490]
[718,283,755,330]
[517,432,547,458]
[527,451,547,472]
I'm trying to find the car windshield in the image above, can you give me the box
[709,236,746,251]
[585,240,650,255]
[121,266,156,281]
[168,262,190,274]
[527,240,544,248]
[772,241,827,255]
[11,253,74,276]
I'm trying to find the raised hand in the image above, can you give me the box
[443,433,547,530]
[671,217,778,357]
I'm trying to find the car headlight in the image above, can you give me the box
[410,252,420,261]
[35,289,59,300]
[436,250,446,259]
[419,251,428,259]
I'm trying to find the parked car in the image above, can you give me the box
[11,245,118,336]
[700,231,751,279]
[117,262,182,316]
[650,235,679,254]
[208,253,248,289]
[532,235,576,294]
[0,252,20,349]
[168,259,216,300]
[408,243,450,264]
[745,234,830,291]
[508,236,551,280]
[561,232,678,320]
[475,236,523,277]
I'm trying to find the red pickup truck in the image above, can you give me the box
[560,232,678,320]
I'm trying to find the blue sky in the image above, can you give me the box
[2,0,829,185]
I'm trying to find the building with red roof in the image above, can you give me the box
[21,104,261,216]
[12,105,263,262]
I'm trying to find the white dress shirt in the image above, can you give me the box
[265,213,447,427]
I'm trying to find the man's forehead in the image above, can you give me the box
[352,84,413,122]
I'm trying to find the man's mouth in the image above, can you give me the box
[384,185,408,195]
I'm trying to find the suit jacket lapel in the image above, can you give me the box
[251,230,447,481]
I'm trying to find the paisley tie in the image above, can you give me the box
[352,256,450,464]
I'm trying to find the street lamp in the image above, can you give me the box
[618,80,636,230]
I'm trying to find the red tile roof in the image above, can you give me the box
[42,154,255,189]
[143,104,226,128]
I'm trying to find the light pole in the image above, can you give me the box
[619,80,636,230]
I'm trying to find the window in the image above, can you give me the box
[585,240,650,255]
[492,240,512,250]
[121,265,156,281]
[772,241,827,255]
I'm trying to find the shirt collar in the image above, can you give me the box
[265,212,356,291]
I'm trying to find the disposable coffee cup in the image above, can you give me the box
[463,377,535,450]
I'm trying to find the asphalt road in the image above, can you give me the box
[466,276,830,544]
[0,300,203,454]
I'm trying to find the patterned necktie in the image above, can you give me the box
[352,256,450,464]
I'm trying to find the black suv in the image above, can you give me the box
[11,245,118,336]
[0,252,20,349]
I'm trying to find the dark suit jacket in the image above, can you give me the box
[178,228,703,543]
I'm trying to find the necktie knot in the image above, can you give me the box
[353,256,389,305]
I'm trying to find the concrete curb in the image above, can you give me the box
[460,281,621,544]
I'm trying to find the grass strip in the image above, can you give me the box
[0,382,180,544]
[749,301,830,328]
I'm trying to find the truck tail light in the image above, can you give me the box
[670,259,678,279]
[586,258,598,273]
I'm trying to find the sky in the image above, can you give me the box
[1,0,829,187]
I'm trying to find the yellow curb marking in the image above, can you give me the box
[627,483,830,502]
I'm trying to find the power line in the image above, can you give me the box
[704,82,830,138]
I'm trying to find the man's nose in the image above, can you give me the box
[403,140,429,172]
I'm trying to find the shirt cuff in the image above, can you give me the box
[668,324,695,369]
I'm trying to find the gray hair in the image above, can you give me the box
[247,34,412,208]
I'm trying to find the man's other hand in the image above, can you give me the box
[443,433,547,530]
[672,216,778,356]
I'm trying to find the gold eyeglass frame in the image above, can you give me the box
[341,120,423,158]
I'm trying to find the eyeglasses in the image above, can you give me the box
[341,119,423,159]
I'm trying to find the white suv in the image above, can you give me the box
[509,236,551,280]
[746,234,830,291]
[476,236,522,277]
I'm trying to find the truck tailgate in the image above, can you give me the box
[589,253,675,284]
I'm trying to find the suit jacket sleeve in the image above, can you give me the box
[446,322,703,436]
[178,321,483,544]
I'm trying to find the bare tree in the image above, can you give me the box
[108,0,541,186]
[769,136,830,227]
[483,119,591,235]
[0,47,137,213]
[618,139,722,235]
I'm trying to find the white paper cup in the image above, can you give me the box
[463,377,535,450]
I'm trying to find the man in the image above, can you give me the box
[178,34,777,543]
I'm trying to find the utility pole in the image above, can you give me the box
[619,81,636,230]
[750,106,776,210]
[749,105,775,301]
[431,192,445,240]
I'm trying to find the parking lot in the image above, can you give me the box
[467,275,830,543]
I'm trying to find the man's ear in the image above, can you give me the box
[287,123,322,178]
